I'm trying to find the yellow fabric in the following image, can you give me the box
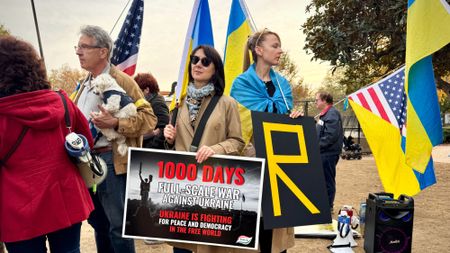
[134,98,149,108]
[237,102,253,147]
[405,0,450,66]
[405,0,450,171]
[223,22,252,95]
[170,40,193,111]
[350,100,421,197]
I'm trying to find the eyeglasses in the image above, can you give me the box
[190,55,212,67]
[255,28,269,47]
[74,44,102,51]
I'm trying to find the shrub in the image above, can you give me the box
[444,127,450,143]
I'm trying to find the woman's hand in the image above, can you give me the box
[289,110,303,119]
[196,145,216,163]
[164,124,177,144]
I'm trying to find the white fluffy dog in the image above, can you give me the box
[91,73,137,156]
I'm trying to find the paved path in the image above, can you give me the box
[432,144,450,163]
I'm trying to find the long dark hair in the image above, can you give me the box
[188,45,225,96]
[0,36,51,98]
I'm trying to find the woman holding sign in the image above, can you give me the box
[164,45,246,253]
[230,29,299,253]
[164,45,244,163]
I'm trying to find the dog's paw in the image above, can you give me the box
[117,144,128,156]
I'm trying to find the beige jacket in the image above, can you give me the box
[173,94,244,155]
[73,66,157,174]
[170,94,251,253]
[170,95,294,252]
[174,227,295,253]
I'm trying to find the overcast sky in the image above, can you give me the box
[0,0,331,92]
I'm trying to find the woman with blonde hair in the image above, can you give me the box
[230,29,300,253]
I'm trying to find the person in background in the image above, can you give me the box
[134,73,169,149]
[168,81,177,97]
[315,91,343,211]
[164,45,245,253]
[230,29,301,253]
[72,25,157,253]
[0,35,94,253]
[134,73,168,246]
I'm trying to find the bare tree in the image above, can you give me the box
[274,53,311,111]
[48,64,86,93]
[0,24,10,36]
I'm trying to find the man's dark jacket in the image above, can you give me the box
[316,106,344,156]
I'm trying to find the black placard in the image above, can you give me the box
[252,111,331,229]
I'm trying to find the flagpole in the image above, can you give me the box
[240,0,257,31]
[314,65,407,119]
[30,0,45,68]
[109,0,132,35]
[348,65,406,94]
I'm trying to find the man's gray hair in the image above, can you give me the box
[79,25,113,61]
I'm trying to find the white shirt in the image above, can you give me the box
[76,65,111,148]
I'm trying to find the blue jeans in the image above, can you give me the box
[321,154,340,209]
[5,223,81,253]
[88,151,135,253]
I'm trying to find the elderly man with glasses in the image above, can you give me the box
[72,25,156,253]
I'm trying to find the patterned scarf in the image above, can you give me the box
[186,82,215,126]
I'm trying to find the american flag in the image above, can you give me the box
[111,0,144,76]
[348,67,407,133]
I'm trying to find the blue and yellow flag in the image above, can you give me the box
[171,0,214,110]
[223,0,256,146]
[348,67,436,197]
[223,0,255,95]
[405,0,450,172]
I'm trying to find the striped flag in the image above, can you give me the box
[348,67,407,133]
[223,0,255,95]
[223,0,256,146]
[348,67,436,197]
[404,0,449,172]
[171,0,214,110]
[111,0,144,76]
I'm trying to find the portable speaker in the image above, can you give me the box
[364,192,414,253]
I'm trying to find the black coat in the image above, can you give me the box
[143,93,169,149]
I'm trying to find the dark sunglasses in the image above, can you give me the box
[190,55,212,67]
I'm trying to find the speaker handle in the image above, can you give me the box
[399,194,414,206]
[368,192,394,201]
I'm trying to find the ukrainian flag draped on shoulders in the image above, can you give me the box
[347,67,436,197]
[223,0,255,95]
[230,64,293,146]
[170,0,214,110]
[231,64,293,113]
[405,0,450,172]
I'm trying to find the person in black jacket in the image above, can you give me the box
[134,73,169,149]
[315,91,344,210]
